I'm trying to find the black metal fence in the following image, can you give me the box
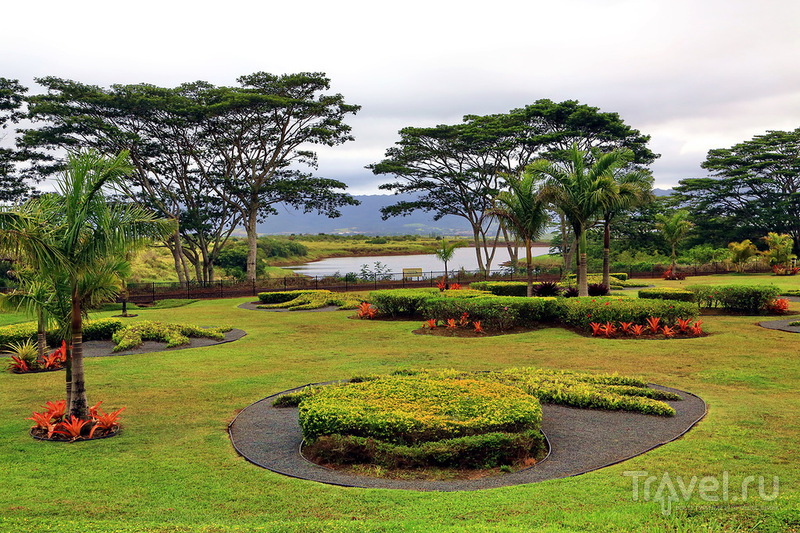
[123,262,762,304]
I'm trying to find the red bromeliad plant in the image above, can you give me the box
[436,279,447,291]
[8,356,29,373]
[458,312,470,327]
[765,298,790,314]
[601,322,617,338]
[357,302,378,319]
[449,283,462,290]
[446,318,457,329]
[27,398,124,441]
[661,325,676,338]
[619,322,634,335]
[53,416,91,441]
[589,322,603,336]
[88,406,126,439]
[631,324,645,337]
[675,317,692,333]
[690,321,704,336]
[646,316,661,334]
[425,319,437,329]
[473,321,484,334]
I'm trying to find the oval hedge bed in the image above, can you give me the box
[229,373,707,491]
[297,376,546,471]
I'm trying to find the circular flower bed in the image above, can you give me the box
[27,400,125,442]
[297,376,545,471]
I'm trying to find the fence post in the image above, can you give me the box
[219,280,223,298]
[152,282,155,304]
[315,276,318,290]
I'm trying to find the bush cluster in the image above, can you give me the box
[558,297,698,330]
[111,321,231,352]
[688,284,781,314]
[419,296,560,329]
[638,287,696,302]
[257,290,361,310]
[304,430,543,470]
[299,376,542,445]
[0,318,124,347]
[369,288,485,317]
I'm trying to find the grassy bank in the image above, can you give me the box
[0,274,798,531]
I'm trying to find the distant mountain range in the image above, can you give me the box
[252,189,674,236]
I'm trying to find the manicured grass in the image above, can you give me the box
[1,279,799,531]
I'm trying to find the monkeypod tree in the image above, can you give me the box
[675,128,800,254]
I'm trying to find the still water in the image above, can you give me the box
[286,246,551,278]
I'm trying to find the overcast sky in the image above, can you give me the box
[3,0,799,194]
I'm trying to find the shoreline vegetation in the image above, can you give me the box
[131,235,554,283]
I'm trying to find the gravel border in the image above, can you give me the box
[81,328,247,358]
[758,318,800,334]
[228,382,706,491]
[237,302,341,313]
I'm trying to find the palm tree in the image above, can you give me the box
[433,239,461,281]
[529,145,628,297]
[600,168,654,287]
[492,173,550,297]
[0,150,173,419]
[656,210,694,272]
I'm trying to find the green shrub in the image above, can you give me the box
[557,297,698,330]
[610,272,629,281]
[298,376,542,445]
[418,368,678,416]
[83,318,125,341]
[304,430,544,469]
[469,281,528,297]
[257,290,319,304]
[111,321,231,352]
[0,318,124,347]
[420,296,560,329]
[368,288,443,314]
[257,290,359,310]
[638,288,695,302]
[688,284,781,314]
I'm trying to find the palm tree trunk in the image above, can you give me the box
[602,219,611,288]
[68,286,89,419]
[578,231,589,297]
[525,239,533,297]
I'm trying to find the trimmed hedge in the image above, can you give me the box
[257,289,361,310]
[420,296,560,329]
[688,284,781,314]
[638,287,695,302]
[369,288,486,317]
[298,376,542,445]
[558,297,698,330]
[304,430,544,469]
[469,281,528,297]
[257,290,320,304]
[0,318,124,347]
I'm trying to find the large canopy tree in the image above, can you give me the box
[21,73,360,283]
[0,78,33,203]
[674,128,800,254]
[0,150,173,419]
[531,145,631,296]
[371,99,657,273]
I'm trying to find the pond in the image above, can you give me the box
[285,246,551,278]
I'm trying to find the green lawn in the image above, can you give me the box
[1,275,799,532]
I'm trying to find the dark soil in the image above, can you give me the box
[30,424,120,442]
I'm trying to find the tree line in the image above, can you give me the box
[2,74,799,287]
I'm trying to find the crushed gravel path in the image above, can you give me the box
[81,328,247,358]
[228,382,706,491]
